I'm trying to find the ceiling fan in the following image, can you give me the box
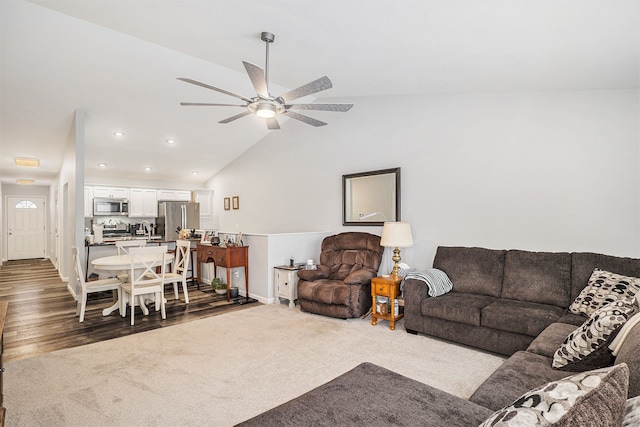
[178,32,353,130]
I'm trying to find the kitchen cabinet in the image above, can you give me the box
[194,190,213,216]
[93,186,129,199]
[157,190,191,201]
[128,188,158,217]
[84,186,94,217]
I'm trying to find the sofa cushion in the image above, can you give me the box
[319,233,383,279]
[624,396,640,427]
[557,311,589,327]
[420,292,496,326]
[569,268,640,316]
[615,321,640,398]
[297,279,359,306]
[470,351,580,411]
[501,250,571,308]
[571,252,640,304]
[527,323,578,358]
[479,364,629,427]
[553,300,637,371]
[432,246,505,298]
[481,299,564,337]
[237,362,495,427]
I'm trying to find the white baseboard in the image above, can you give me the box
[67,284,77,301]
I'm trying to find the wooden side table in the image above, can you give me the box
[371,275,404,330]
[196,244,249,301]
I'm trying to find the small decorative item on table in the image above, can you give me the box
[371,274,404,330]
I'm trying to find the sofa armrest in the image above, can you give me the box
[344,269,376,286]
[298,265,330,281]
[403,278,431,330]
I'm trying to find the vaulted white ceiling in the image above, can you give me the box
[2,0,638,186]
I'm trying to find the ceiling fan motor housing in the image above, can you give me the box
[261,32,275,43]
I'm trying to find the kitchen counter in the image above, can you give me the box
[87,236,204,246]
[86,236,165,246]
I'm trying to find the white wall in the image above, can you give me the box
[50,110,85,295]
[210,89,639,268]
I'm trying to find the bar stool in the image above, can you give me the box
[185,245,198,287]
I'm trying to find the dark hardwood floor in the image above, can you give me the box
[0,258,260,362]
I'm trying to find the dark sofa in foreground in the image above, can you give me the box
[239,322,639,426]
[239,246,640,426]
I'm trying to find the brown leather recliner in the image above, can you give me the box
[297,232,384,319]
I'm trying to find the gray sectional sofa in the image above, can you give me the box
[404,247,640,356]
[239,246,640,426]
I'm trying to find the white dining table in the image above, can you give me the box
[92,252,174,317]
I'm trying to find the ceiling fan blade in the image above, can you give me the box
[277,76,333,104]
[283,111,327,127]
[177,78,253,103]
[285,103,353,112]
[242,61,269,98]
[180,102,246,107]
[266,117,280,130]
[219,110,252,124]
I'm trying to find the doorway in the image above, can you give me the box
[7,196,46,260]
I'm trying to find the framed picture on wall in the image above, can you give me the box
[224,197,231,210]
[232,196,239,210]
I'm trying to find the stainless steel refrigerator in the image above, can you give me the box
[157,201,200,241]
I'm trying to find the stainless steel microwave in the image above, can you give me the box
[93,198,129,216]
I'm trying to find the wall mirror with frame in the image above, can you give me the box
[342,167,400,226]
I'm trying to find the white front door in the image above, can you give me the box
[7,196,45,260]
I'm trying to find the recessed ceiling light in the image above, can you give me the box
[114,131,125,137]
[16,179,35,184]
[98,162,107,168]
[144,167,152,172]
[191,170,199,175]
[167,139,176,144]
[15,157,39,167]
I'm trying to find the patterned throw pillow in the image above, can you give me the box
[479,364,629,427]
[569,268,640,316]
[553,300,637,371]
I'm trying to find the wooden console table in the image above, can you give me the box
[196,244,249,301]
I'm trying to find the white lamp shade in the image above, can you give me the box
[380,222,413,247]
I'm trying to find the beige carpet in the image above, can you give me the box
[5,304,505,426]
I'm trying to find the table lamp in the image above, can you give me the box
[380,222,413,276]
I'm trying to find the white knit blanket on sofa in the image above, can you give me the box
[399,267,453,297]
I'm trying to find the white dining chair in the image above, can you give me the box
[114,240,147,281]
[115,239,147,255]
[73,246,122,322]
[163,239,191,303]
[120,246,167,325]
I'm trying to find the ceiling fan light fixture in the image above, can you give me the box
[255,103,277,118]
[178,31,353,128]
